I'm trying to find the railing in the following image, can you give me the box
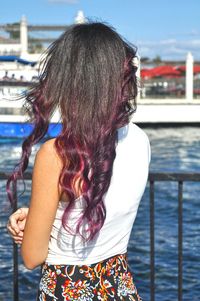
[1,171,200,301]
[148,173,200,301]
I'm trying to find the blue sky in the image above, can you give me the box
[1,0,200,60]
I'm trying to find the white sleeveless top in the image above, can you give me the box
[46,123,151,265]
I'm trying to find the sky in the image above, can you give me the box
[0,0,200,60]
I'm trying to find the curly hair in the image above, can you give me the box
[6,22,138,241]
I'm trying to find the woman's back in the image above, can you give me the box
[46,123,150,265]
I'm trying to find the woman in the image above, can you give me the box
[7,22,150,300]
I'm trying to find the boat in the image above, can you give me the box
[0,53,200,138]
[1,77,200,138]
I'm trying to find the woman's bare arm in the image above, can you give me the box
[21,139,63,270]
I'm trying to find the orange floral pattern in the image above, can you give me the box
[37,253,142,301]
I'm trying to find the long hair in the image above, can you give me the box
[6,22,138,241]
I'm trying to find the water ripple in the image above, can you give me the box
[1,127,200,300]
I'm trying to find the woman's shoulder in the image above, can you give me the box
[36,138,55,159]
[129,123,149,143]
[40,138,56,151]
[119,122,150,146]
[35,138,62,170]
[130,123,151,164]
[119,122,151,164]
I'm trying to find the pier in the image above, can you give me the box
[134,98,200,124]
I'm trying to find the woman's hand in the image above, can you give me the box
[7,208,29,244]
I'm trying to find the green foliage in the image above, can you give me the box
[153,55,162,65]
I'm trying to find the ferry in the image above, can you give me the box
[1,63,200,138]
[1,15,200,138]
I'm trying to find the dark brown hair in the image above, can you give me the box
[7,22,138,241]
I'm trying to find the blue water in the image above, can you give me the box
[0,122,62,138]
[0,126,200,301]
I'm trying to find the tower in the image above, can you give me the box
[20,15,28,57]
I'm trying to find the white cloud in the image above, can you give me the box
[137,38,200,60]
[48,0,78,4]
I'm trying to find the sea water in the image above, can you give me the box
[0,126,200,301]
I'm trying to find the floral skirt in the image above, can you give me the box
[37,253,142,301]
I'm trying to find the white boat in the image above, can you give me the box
[1,82,200,138]
[1,59,200,138]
